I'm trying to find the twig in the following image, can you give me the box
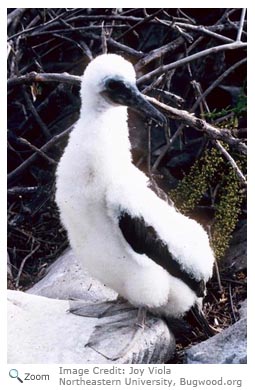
[147,123,152,175]
[7,125,74,185]
[15,244,40,288]
[137,41,247,85]
[228,283,238,322]
[176,9,196,24]
[142,73,165,94]
[7,10,70,41]
[117,8,163,41]
[191,80,210,115]
[8,186,38,196]
[7,8,27,27]
[52,33,92,58]
[174,22,234,43]
[145,96,247,154]
[135,37,184,70]
[191,58,247,113]
[8,71,81,88]
[30,24,129,36]
[18,137,57,165]
[214,140,246,186]
[7,9,27,39]
[82,32,144,58]
[154,89,185,107]
[189,72,247,187]
[101,22,108,54]
[221,277,246,286]
[214,258,223,293]
[22,87,51,139]
[66,14,155,24]
[152,125,183,172]
[236,8,246,41]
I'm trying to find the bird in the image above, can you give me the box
[55,53,215,356]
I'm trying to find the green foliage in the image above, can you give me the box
[204,87,247,122]
[169,147,224,214]
[169,145,246,260]
[211,167,244,259]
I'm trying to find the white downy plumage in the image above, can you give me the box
[56,54,214,319]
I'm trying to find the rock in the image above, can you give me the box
[238,299,247,319]
[28,249,117,301]
[221,222,247,272]
[9,249,175,364]
[185,300,247,364]
[8,290,175,364]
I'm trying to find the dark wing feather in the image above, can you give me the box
[119,211,205,297]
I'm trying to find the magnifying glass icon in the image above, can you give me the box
[9,369,23,383]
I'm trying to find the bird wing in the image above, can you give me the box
[118,210,205,297]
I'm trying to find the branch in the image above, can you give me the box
[137,41,247,85]
[7,8,26,27]
[18,137,57,165]
[191,58,247,113]
[117,8,164,41]
[214,140,246,186]
[29,24,129,36]
[15,244,40,288]
[7,125,74,185]
[135,37,184,71]
[145,96,247,155]
[236,8,246,41]
[82,32,144,58]
[22,86,52,139]
[8,71,81,88]
[7,10,70,41]
[174,22,234,43]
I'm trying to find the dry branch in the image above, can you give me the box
[137,42,247,85]
[145,96,247,155]
[8,70,246,157]
[8,125,74,185]
[214,140,246,186]
[8,71,81,88]
[191,58,247,113]
[174,22,234,43]
[236,8,246,41]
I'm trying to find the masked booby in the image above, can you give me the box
[56,54,214,328]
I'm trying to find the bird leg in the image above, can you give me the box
[135,306,147,328]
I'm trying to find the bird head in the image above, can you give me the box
[80,54,166,125]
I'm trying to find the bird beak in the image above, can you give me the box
[102,77,166,125]
[128,87,167,126]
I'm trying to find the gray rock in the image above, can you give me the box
[238,299,247,319]
[9,249,175,364]
[221,222,247,272]
[8,290,175,364]
[186,315,247,364]
[28,249,117,301]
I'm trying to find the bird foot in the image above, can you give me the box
[68,298,151,360]
[68,297,133,318]
[190,305,216,337]
[85,307,148,361]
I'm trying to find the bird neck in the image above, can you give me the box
[70,104,133,177]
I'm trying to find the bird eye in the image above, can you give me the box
[106,79,124,91]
